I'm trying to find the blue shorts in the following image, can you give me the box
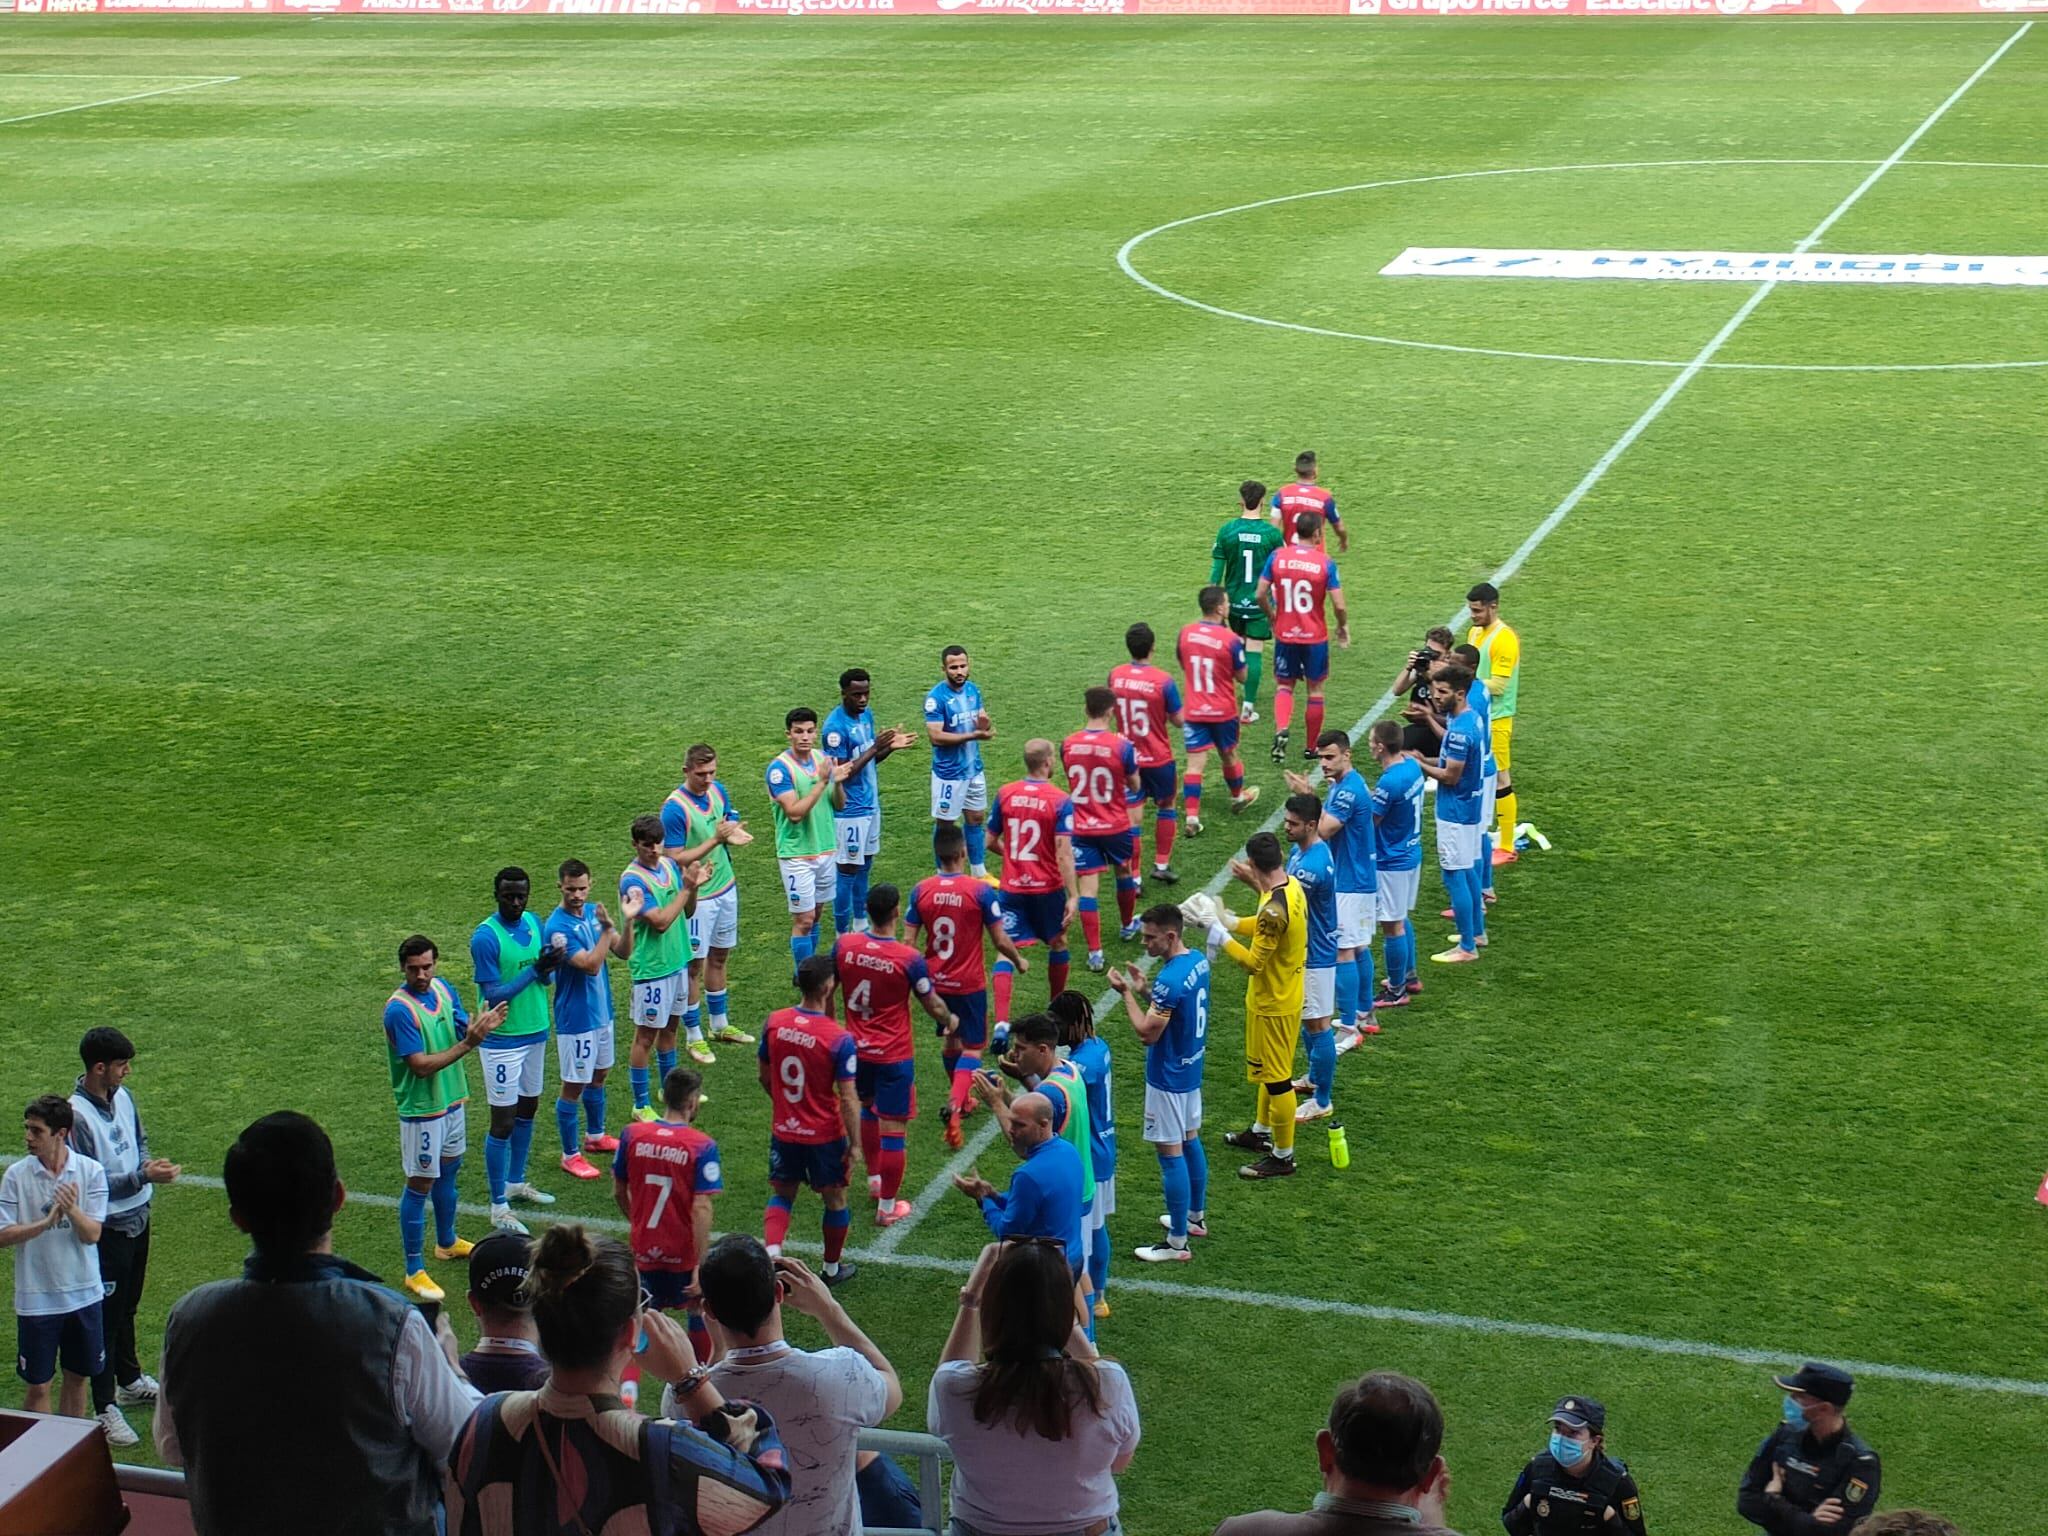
[856,1057,918,1120]
[17,1303,104,1385]
[639,1267,697,1312]
[1074,829,1135,873]
[940,989,988,1050]
[1001,890,1068,948]
[1131,763,1177,807]
[1274,641,1330,683]
[768,1136,851,1192]
[1183,718,1240,753]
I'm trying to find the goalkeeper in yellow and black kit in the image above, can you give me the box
[1182,830,1307,1181]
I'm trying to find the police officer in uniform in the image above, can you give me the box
[1737,1363,1880,1533]
[1502,1395,1646,1535]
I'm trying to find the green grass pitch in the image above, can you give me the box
[4,14,2048,1533]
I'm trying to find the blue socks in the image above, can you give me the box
[1087,1212,1109,1299]
[1159,1152,1191,1240]
[1481,831,1496,895]
[706,991,729,1031]
[585,1086,606,1135]
[1334,958,1359,1032]
[631,1066,652,1111]
[556,1098,582,1157]
[508,1116,535,1183]
[850,862,871,926]
[964,820,987,870]
[431,1159,460,1247]
[1383,926,1412,992]
[1185,1136,1209,1215]
[484,1133,510,1204]
[657,1046,678,1086]
[834,873,856,935]
[1353,950,1375,1016]
[1447,867,1482,951]
[684,1002,702,1041]
[790,931,815,974]
[1308,1026,1337,1109]
[399,1186,428,1272]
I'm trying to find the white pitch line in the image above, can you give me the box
[133,1170,2048,1399]
[0,74,239,129]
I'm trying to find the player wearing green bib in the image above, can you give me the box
[621,816,705,1124]
[470,867,565,1235]
[766,706,847,980]
[382,934,503,1302]
[662,743,755,1067]
[1210,480,1285,723]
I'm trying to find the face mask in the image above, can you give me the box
[1782,1395,1808,1429]
[1549,1433,1588,1467]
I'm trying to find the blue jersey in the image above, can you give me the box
[1323,768,1378,894]
[469,912,549,1042]
[543,905,612,1037]
[1467,678,1498,777]
[924,679,984,782]
[1143,951,1208,1094]
[1286,841,1340,969]
[821,705,879,817]
[1069,1036,1116,1183]
[1437,708,1486,825]
[1371,758,1426,872]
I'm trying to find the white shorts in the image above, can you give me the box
[1376,867,1422,923]
[632,972,687,1031]
[556,1028,615,1085]
[1303,967,1336,1021]
[930,773,987,821]
[688,885,740,954]
[480,1036,547,1106]
[779,854,838,915]
[1437,819,1483,872]
[835,811,881,863]
[1090,1177,1115,1224]
[1141,1085,1202,1145]
[400,1103,467,1178]
[1480,773,1498,838]
[1335,892,1376,950]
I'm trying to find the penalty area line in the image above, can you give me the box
[0,75,240,129]
[131,1170,2048,1399]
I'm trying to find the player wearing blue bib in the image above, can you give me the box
[1368,720,1427,1008]
[1282,795,1341,1123]
[1054,990,1118,1318]
[1291,732,1379,1049]
[470,868,565,1235]
[924,645,994,876]
[823,667,920,938]
[544,859,636,1183]
[1422,667,1487,962]
[1110,905,1210,1262]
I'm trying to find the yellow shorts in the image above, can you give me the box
[1491,715,1512,773]
[1245,1012,1297,1084]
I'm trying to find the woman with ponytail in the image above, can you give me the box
[928,1240,1139,1536]
[445,1223,790,1536]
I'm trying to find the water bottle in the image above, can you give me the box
[1327,1123,1350,1170]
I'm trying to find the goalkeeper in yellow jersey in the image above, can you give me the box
[1467,581,1521,864]
[1182,831,1307,1181]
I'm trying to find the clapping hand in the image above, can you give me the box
[466,1002,507,1046]
[971,1070,1009,1111]
[621,886,646,920]
[142,1158,181,1185]
[1283,769,1316,795]
[688,860,716,888]
[952,1170,997,1202]
[1106,963,1143,997]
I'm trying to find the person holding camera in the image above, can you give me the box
[684,1235,908,1536]
[1394,629,1456,755]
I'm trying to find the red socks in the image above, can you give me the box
[1048,954,1070,996]
[947,1053,980,1115]
[1274,689,1295,732]
[1080,904,1102,952]
[876,1138,907,1201]
[1155,812,1176,865]
[762,1197,793,1251]
[860,1114,881,1169]
[1305,695,1325,749]
[992,963,1016,1025]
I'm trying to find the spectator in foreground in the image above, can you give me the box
[0,1095,109,1426]
[1213,1371,1456,1536]
[929,1239,1138,1536]
[446,1223,790,1536]
[685,1234,907,1536]
[458,1231,549,1393]
[1737,1363,1879,1535]
[156,1111,480,1536]
[1851,1515,1961,1535]
[70,1027,181,1448]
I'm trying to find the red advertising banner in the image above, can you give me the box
[15,0,2044,15]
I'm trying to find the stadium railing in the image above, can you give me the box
[112,1429,953,1536]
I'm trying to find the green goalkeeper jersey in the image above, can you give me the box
[1211,516,1284,616]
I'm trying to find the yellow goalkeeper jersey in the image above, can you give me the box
[1222,876,1307,1019]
